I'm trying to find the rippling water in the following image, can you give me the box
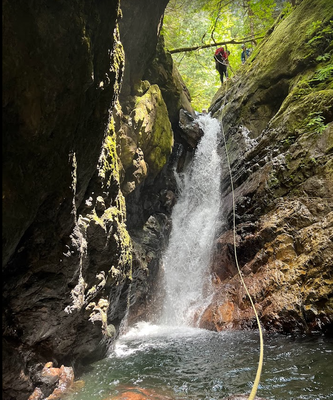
[66,322,333,400]
[66,114,333,399]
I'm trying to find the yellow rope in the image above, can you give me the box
[218,81,264,400]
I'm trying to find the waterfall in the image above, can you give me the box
[160,114,222,326]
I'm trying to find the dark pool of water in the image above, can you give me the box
[66,323,333,400]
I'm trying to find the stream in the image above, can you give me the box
[65,322,333,400]
[66,115,333,400]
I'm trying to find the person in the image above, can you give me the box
[214,46,228,84]
[241,44,250,64]
[225,50,234,77]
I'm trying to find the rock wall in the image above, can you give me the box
[203,0,333,335]
[4,0,332,398]
[2,1,128,399]
[2,0,195,399]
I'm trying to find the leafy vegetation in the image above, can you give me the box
[306,111,328,134]
[162,0,294,110]
[312,64,333,82]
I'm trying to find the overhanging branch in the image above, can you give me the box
[169,35,264,54]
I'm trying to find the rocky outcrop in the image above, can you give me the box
[143,35,194,126]
[118,0,169,99]
[203,0,333,335]
[27,362,76,400]
[2,0,197,398]
[115,83,174,197]
[2,1,129,399]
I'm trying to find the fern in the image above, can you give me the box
[306,112,327,134]
[316,53,331,62]
[312,64,333,82]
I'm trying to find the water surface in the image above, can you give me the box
[66,322,333,400]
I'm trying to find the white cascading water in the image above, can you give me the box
[160,114,223,326]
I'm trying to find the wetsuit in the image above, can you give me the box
[214,47,228,83]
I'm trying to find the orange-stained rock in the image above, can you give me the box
[41,362,62,385]
[204,198,333,335]
[45,365,74,400]
[225,395,267,400]
[217,301,235,323]
[28,362,76,400]
[103,386,175,400]
[28,387,44,400]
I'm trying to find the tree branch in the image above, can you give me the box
[169,36,264,54]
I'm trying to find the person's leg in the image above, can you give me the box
[220,65,227,83]
[218,64,224,83]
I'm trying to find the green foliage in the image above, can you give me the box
[306,111,327,134]
[316,53,331,62]
[281,135,296,146]
[280,1,294,19]
[311,64,333,82]
[306,19,333,54]
[306,20,322,39]
[162,0,291,110]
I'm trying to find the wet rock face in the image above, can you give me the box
[2,0,123,268]
[2,1,128,398]
[205,0,333,335]
[2,0,182,398]
[119,0,170,98]
[2,0,194,398]
[179,109,204,148]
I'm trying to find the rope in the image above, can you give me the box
[218,81,264,400]
[214,55,228,66]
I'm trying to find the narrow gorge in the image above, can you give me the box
[2,0,332,399]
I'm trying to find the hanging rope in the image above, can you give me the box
[218,82,264,400]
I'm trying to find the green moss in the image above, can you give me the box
[110,24,125,93]
[98,118,120,188]
[105,324,116,338]
[133,80,150,96]
[133,84,173,176]
[268,175,280,189]
[101,195,133,279]
[272,89,333,135]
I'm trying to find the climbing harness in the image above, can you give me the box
[218,81,264,400]
[214,55,229,66]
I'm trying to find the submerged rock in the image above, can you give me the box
[103,386,174,400]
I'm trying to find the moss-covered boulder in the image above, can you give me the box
[115,82,174,196]
[144,35,195,125]
[133,84,174,176]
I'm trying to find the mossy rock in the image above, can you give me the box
[132,84,174,176]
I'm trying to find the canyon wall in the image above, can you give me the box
[2,0,193,399]
[202,0,333,335]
